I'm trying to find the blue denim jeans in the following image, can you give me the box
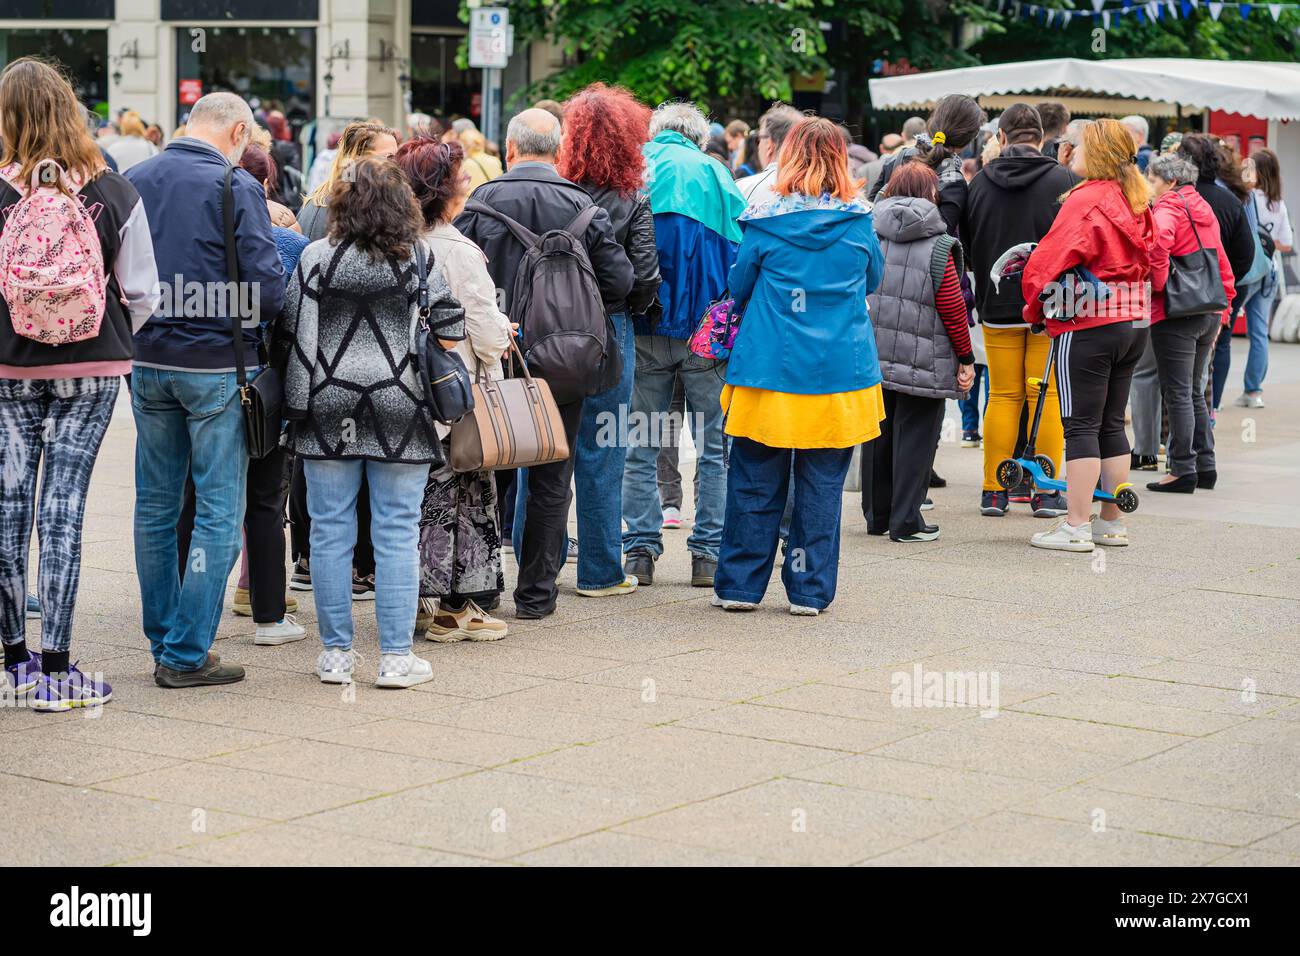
[573,312,635,589]
[621,335,728,560]
[1242,280,1274,394]
[132,368,248,672]
[958,364,988,433]
[1212,280,1259,409]
[715,437,853,610]
[510,314,636,591]
[304,458,425,655]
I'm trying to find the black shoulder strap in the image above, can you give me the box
[464,199,540,249]
[223,166,247,390]
[564,203,600,239]
[1177,190,1207,253]
[413,241,430,314]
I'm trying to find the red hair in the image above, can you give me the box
[557,83,650,196]
[393,136,465,226]
[881,160,939,203]
[775,116,861,202]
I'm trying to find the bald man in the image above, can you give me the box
[454,108,633,620]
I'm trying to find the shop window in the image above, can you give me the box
[175,26,315,135]
[0,28,108,113]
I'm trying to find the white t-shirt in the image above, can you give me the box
[736,164,779,208]
[1252,189,1293,249]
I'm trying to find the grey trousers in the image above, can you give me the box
[1152,313,1219,477]
[1130,336,1162,457]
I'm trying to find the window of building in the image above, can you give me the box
[174,26,315,135]
[0,28,109,113]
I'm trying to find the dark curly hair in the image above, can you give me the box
[328,156,424,261]
[557,83,650,196]
[1177,133,1221,185]
[393,136,465,226]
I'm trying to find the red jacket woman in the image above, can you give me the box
[1149,181,1235,327]
[1018,119,1155,555]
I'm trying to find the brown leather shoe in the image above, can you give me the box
[155,652,245,688]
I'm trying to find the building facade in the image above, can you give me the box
[1,0,555,143]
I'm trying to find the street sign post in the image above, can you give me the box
[468,7,511,150]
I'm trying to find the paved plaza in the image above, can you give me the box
[3,337,1299,867]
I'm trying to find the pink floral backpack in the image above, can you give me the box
[0,159,107,345]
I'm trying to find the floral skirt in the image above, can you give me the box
[418,440,504,601]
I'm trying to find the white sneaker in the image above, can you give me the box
[662,506,683,530]
[1234,391,1265,408]
[790,604,820,617]
[576,574,639,598]
[920,498,935,511]
[1030,518,1095,553]
[255,615,308,646]
[317,648,357,684]
[1091,515,1129,547]
[711,594,757,612]
[376,652,434,689]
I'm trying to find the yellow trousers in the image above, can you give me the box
[982,325,1064,491]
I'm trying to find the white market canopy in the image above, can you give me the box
[868,58,1300,121]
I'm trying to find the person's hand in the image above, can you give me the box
[957,363,975,393]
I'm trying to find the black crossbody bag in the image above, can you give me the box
[223,166,282,459]
[1164,190,1230,320]
[412,241,475,425]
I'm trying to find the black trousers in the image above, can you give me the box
[860,389,945,539]
[1055,322,1148,461]
[288,454,374,575]
[513,399,584,615]
[178,447,293,623]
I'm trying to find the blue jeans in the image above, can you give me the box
[1212,280,1258,408]
[958,363,988,433]
[573,312,635,589]
[132,368,247,672]
[1242,280,1274,393]
[715,437,853,610]
[304,458,425,655]
[621,335,727,560]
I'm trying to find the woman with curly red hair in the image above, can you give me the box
[548,84,661,598]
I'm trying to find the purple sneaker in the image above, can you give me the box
[31,663,112,712]
[3,652,42,695]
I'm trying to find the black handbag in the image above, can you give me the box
[1164,191,1230,319]
[223,166,282,459]
[412,241,475,425]
[1252,193,1277,259]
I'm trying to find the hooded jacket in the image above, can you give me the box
[726,194,884,395]
[1021,178,1157,336]
[642,131,746,339]
[962,144,1078,327]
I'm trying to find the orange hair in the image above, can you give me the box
[1070,117,1151,216]
[774,116,861,202]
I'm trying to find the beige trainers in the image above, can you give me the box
[233,587,297,617]
[1090,514,1129,547]
[576,574,639,598]
[1030,517,1095,553]
[424,599,509,643]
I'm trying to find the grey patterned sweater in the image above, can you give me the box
[281,238,465,464]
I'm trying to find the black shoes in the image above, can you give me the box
[929,469,947,489]
[625,550,654,586]
[893,524,940,543]
[1197,470,1217,490]
[691,555,717,588]
[1131,453,1158,471]
[155,653,246,688]
[1147,474,1197,494]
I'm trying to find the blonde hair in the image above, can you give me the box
[459,128,486,154]
[119,110,147,138]
[1070,117,1151,215]
[307,120,398,207]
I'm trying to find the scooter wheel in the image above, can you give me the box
[1033,455,1056,480]
[996,459,1024,491]
[1115,487,1140,514]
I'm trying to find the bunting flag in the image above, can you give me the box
[979,0,1298,27]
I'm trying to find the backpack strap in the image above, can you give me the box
[464,199,539,249]
[563,204,600,239]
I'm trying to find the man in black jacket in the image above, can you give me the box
[961,103,1078,519]
[454,108,634,619]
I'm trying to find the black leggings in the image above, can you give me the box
[1054,321,1148,461]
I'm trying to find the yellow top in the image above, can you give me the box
[720,383,887,449]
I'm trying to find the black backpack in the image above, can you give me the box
[464,199,620,403]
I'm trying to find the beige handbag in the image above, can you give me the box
[449,337,570,472]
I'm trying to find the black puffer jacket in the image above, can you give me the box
[1195,176,1255,295]
[584,184,661,318]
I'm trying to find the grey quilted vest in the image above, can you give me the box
[867,195,964,400]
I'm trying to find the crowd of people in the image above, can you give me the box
[0,55,1289,708]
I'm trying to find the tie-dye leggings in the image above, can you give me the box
[0,376,119,653]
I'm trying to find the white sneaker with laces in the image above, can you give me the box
[1234,391,1265,408]
[255,615,307,646]
[1091,515,1129,547]
[711,594,757,612]
[317,648,357,684]
[1031,518,1095,553]
[662,506,683,530]
[790,604,820,617]
[376,652,434,689]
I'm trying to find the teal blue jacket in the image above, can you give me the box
[726,195,885,395]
